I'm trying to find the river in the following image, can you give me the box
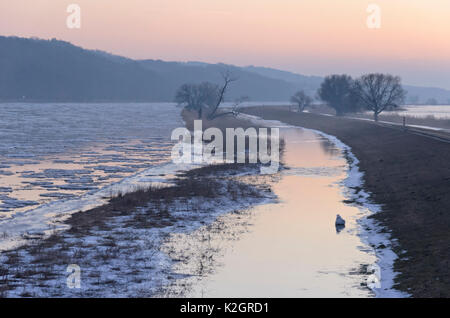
[164,125,387,297]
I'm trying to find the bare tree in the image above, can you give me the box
[174,82,219,119]
[353,73,406,121]
[290,90,312,112]
[174,70,238,120]
[206,70,238,120]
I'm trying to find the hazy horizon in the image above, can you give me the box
[1,0,450,89]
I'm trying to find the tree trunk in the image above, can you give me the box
[198,107,202,119]
[374,112,379,122]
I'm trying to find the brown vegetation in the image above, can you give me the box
[0,163,271,297]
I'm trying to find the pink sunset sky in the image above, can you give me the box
[1,0,450,89]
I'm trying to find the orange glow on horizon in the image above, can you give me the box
[1,0,450,88]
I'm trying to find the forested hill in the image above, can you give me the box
[0,37,172,101]
[1,36,450,103]
[0,36,296,102]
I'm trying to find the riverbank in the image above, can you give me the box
[174,124,388,297]
[241,106,450,297]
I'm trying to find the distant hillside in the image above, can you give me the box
[243,65,323,97]
[138,60,296,101]
[1,36,450,103]
[0,36,296,102]
[0,37,170,102]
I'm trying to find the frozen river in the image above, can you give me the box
[0,103,185,249]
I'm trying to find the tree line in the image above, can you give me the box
[291,73,406,121]
[175,71,406,122]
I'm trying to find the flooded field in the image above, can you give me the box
[0,103,185,250]
[0,105,401,297]
[399,105,450,119]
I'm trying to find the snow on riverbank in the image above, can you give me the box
[0,165,276,297]
[238,113,409,298]
[0,161,202,252]
[310,129,410,298]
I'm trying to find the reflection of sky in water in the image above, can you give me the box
[168,128,376,298]
[0,103,182,214]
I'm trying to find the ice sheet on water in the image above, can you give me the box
[0,197,39,210]
[23,181,54,187]
[0,103,185,249]
[39,193,78,199]
[93,165,136,173]
[56,184,99,191]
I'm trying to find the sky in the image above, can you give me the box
[1,0,450,89]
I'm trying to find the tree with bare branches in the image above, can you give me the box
[290,90,313,112]
[174,70,239,120]
[206,70,239,120]
[353,73,406,121]
[174,82,219,119]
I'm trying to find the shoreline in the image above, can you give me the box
[308,127,408,297]
[163,118,384,297]
[241,106,450,297]
[239,113,407,297]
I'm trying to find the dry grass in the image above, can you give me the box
[66,163,265,234]
[0,162,273,297]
